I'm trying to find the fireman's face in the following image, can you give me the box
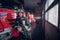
[19,13,22,17]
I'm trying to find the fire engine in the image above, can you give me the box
[0,7,36,40]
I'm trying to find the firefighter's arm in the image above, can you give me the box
[23,21,31,31]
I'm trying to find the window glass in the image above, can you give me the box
[48,4,58,26]
[49,0,54,6]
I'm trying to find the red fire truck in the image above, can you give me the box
[0,8,18,40]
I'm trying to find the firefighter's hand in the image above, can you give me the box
[17,27,22,32]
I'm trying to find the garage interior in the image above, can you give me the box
[0,0,60,40]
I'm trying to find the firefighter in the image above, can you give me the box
[27,11,36,39]
[11,12,26,40]
[20,12,32,40]
[27,12,36,23]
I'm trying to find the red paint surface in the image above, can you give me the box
[0,20,10,28]
[0,8,19,37]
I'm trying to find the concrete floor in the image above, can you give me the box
[45,21,60,40]
[32,19,44,40]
